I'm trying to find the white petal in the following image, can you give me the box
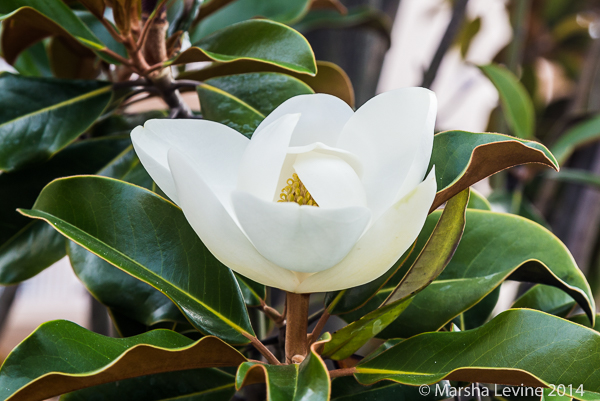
[295,168,437,293]
[254,94,355,147]
[132,119,249,215]
[273,142,363,202]
[232,191,371,273]
[167,149,300,291]
[237,114,300,202]
[131,125,179,204]
[336,88,437,220]
[293,152,367,209]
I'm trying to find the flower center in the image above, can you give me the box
[278,173,319,206]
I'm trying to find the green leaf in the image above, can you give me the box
[197,72,313,136]
[0,73,113,171]
[467,188,491,210]
[0,0,108,64]
[12,41,52,77]
[453,286,500,330]
[513,284,576,317]
[545,168,600,189]
[191,0,311,40]
[19,176,254,343]
[172,20,317,76]
[236,334,331,400]
[331,377,440,401]
[61,368,236,401]
[235,273,266,307]
[355,309,600,401]
[383,189,470,306]
[551,115,600,164]
[430,130,558,211]
[479,63,535,139]
[378,209,595,338]
[322,298,412,361]
[0,136,131,285]
[180,59,354,107]
[0,320,246,401]
[570,314,600,331]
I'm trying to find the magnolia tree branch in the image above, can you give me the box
[243,332,282,365]
[308,310,330,345]
[285,292,310,363]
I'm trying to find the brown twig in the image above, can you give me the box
[328,367,357,378]
[143,61,167,75]
[308,310,330,345]
[100,48,134,67]
[259,300,285,326]
[243,332,282,365]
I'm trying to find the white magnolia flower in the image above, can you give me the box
[131,88,437,293]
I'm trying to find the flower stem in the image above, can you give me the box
[285,292,310,363]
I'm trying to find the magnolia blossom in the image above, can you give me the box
[131,88,437,293]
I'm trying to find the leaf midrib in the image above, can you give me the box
[20,208,250,337]
[0,85,111,129]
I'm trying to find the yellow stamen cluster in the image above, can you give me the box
[278,173,319,206]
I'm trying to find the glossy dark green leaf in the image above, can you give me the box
[0,136,131,285]
[480,64,535,139]
[570,314,600,331]
[191,0,311,40]
[61,368,235,401]
[378,209,594,338]
[429,130,558,211]
[0,320,246,401]
[331,377,440,401]
[322,298,412,361]
[513,284,576,318]
[0,73,113,171]
[383,189,469,306]
[0,0,108,64]
[181,60,354,106]
[20,176,254,343]
[12,41,52,77]
[452,286,500,330]
[467,188,491,210]
[550,114,600,164]
[173,20,317,76]
[197,72,313,136]
[355,309,600,401]
[236,334,331,400]
[545,168,600,189]
[235,273,266,307]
